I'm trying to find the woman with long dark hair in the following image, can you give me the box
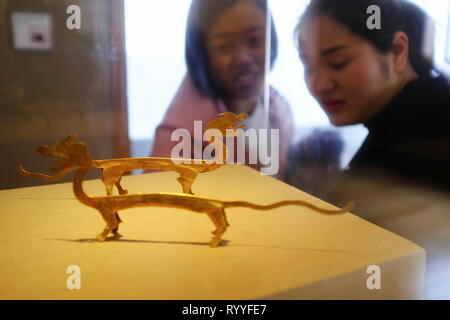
[295,0,450,190]
[151,0,294,180]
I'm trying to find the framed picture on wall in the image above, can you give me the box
[11,12,53,51]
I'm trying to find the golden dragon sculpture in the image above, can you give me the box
[17,135,354,247]
[94,112,248,196]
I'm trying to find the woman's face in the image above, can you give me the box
[206,1,267,100]
[298,15,399,126]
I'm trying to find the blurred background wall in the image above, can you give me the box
[0,0,128,189]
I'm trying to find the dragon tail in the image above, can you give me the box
[222,200,354,214]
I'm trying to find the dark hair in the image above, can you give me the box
[297,0,435,78]
[185,0,278,100]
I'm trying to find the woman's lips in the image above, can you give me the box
[322,99,346,113]
[235,72,259,88]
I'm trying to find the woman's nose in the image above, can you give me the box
[310,69,337,94]
[231,46,255,67]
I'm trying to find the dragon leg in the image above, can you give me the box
[104,184,114,196]
[177,174,197,194]
[112,212,122,233]
[96,209,120,241]
[207,209,228,247]
[101,168,127,196]
[100,172,115,196]
[115,177,128,195]
[207,211,220,236]
[96,226,111,242]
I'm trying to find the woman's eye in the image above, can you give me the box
[330,60,350,70]
[248,36,263,48]
[215,44,231,54]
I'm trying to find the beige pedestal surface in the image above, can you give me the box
[0,165,425,299]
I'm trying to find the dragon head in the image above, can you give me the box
[38,134,92,171]
[205,112,248,138]
[17,134,92,181]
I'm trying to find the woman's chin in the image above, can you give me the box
[328,115,353,127]
[233,84,263,100]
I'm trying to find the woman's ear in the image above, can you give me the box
[391,31,410,73]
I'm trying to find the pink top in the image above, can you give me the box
[151,74,294,180]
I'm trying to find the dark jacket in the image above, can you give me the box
[348,75,450,189]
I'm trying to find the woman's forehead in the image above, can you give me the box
[298,16,360,54]
[207,2,266,38]
[208,26,265,42]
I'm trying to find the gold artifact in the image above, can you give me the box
[94,112,247,195]
[17,135,354,247]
